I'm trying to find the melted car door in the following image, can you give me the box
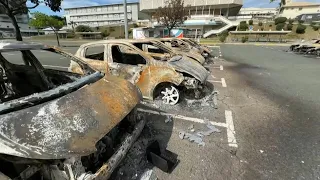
[107,44,146,83]
[82,44,108,72]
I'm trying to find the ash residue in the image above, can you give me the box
[110,123,158,180]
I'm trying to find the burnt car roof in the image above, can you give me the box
[81,39,165,46]
[0,41,50,52]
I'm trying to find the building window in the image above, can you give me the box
[299,8,303,11]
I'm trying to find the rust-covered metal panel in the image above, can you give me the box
[0,75,141,160]
[135,66,184,100]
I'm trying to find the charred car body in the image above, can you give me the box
[179,38,216,61]
[0,41,144,179]
[72,40,210,105]
[289,39,320,56]
[158,38,206,65]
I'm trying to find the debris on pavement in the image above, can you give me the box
[140,169,158,180]
[165,115,173,123]
[146,141,178,173]
[188,124,195,132]
[179,122,221,147]
[179,131,205,147]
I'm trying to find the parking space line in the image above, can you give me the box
[137,108,227,128]
[212,65,223,71]
[221,78,227,87]
[225,110,238,148]
[208,78,227,87]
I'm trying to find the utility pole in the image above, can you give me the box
[123,0,128,39]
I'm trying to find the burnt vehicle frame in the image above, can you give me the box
[179,38,215,61]
[157,38,206,65]
[0,41,144,180]
[73,40,210,105]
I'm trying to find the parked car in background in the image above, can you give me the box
[72,40,210,105]
[0,41,144,180]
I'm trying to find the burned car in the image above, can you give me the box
[179,38,216,61]
[129,39,206,65]
[158,38,206,65]
[289,39,320,53]
[0,41,144,179]
[72,40,210,105]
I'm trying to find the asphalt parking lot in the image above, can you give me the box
[3,40,320,179]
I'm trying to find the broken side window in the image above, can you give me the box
[85,45,105,61]
[1,51,30,66]
[111,45,146,65]
[133,43,168,54]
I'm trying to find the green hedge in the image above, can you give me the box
[296,24,306,34]
[275,17,287,25]
[276,23,285,31]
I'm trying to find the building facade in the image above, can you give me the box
[0,5,35,38]
[140,0,243,37]
[279,2,320,19]
[238,8,277,20]
[64,2,139,28]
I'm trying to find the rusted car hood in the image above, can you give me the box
[0,75,141,159]
[183,50,206,64]
[168,56,209,83]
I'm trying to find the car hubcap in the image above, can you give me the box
[161,86,179,105]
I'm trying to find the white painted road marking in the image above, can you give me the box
[225,110,238,148]
[137,108,227,128]
[220,65,224,71]
[43,65,68,69]
[221,78,227,87]
[208,78,227,88]
[138,108,238,148]
[212,65,223,71]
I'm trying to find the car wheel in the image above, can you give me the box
[161,86,180,105]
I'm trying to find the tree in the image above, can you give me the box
[296,24,306,34]
[0,0,62,41]
[75,25,93,32]
[249,20,253,25]
[30,12,64,46]
[275,17,287,25]
[276,23,285,30]
[286,24,293,30]
[154,0,189,37]
[238,21,248,31]
[258,22,263,26]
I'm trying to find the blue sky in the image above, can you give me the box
[29,0,320,16]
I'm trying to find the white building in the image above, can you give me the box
[139,0,244,38]
[0,5,36,38]
[64,2,139,28]
[238,8,277,19]
[279,1,320,19]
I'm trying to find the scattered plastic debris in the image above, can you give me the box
[165,115,173,123]
[179,131,205,147]
[179,122,220,147]
[188,124,195,132]
[140,169,157,180]
[260,150,264,153]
